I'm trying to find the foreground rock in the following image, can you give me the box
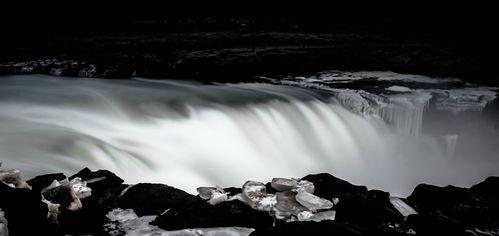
[0,166,498,235]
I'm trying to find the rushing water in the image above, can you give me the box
[0,74,498,196]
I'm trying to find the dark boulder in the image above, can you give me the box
[301,173,368,200]
[57,168,127,235]
[70,167,124,191]
[152,200,274,230]
[116,183,200,216]
[471,176,499,203]
[335,189,403,226]
[407,182,499,229]
[27,173,66,193]
[0,183,57,235]
[407,211,466,236]
[406,184,475,212]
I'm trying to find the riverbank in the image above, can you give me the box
[1,167,498,235]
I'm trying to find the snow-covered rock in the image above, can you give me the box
[295,190,334,212]
[241,181,276,211]
[0,169,32,189]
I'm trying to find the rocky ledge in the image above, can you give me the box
[1,166,499,236]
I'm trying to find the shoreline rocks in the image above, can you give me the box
[0,167,498,235]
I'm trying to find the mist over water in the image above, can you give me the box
[0,75,498,196]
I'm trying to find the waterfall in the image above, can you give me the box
[0,75,497,196]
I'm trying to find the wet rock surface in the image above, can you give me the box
[0,167,498,235]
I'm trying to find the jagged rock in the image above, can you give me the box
[295,190,334,212]
[151,199,274,231]
[27,173,67,193]
[249,220,367,236]
[274,191,308,219]
[197,186,228,205]
[0,169,32,189]
[116,183,200,216]
[271,178,314,193]
[241,181,276,211]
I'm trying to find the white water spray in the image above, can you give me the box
[0,75,497,196]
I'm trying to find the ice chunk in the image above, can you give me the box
[71,177,92,200]
[196,186,228,205]
[294,210,336,222]
[295,190,334,212]
[0,209,8,236]
[297,211,314,221]
[271,178,314,193]
[274,191,308,219]
[42,178,91,211]
[386,86,411,92]
[0,169,32,189]
[241,181,275,211]
[42,199,61,223]
[389,197,417,217]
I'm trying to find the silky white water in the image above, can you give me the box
[1,75,498,196]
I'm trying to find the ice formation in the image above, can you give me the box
[389,197,417,217]
[105,208,254,236]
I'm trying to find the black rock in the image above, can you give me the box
[265,182,278,194]
[152,200,274,230]
[471,176,499,203]
[70,167,124,190]
[406,184,475,212]
[249,220,367,236]
[301,173,368,200]
[57,168,127,235]
[224,187,242,196]
[27,173,67,193]
[334,189,403,227]
[0,183,57,235]
[406,182,499,229]
[407,211,466,236]
[116,183,200,216]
